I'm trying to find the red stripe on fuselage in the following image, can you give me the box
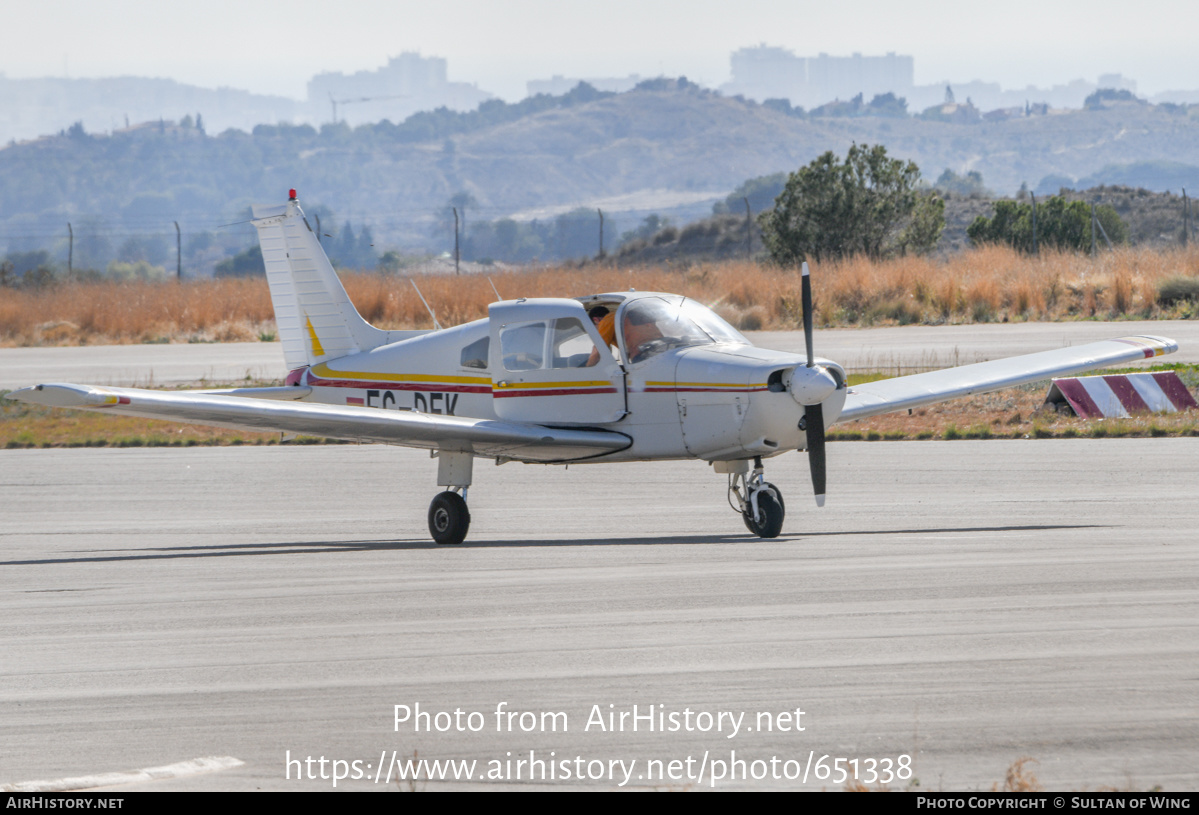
[493,387,619,398]
[643,386,768,393]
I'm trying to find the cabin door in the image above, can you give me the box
[488,299,627,425]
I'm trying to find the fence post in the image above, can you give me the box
[453,207,460,275]
[1030,193,1038,255]
[1184,189,1191,248]
[1091,203,1114,251]
[174,221,182,280]
[744,197,752,259]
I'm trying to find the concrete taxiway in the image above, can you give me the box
[2,441,1196,790]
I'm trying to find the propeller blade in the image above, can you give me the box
[805,401,826,507]
[801,260,826,506]
[801,261,814,368]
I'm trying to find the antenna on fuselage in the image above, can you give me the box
[487,276,502,302]
[409,279,442,331]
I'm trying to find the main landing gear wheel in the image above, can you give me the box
[743,484,785,538]
[428,491,470,545]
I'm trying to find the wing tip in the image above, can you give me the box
[1119,335,1178,356]
[4,383,120,408]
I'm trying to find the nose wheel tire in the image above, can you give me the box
[743,484,785,538]
[428,491,470,545]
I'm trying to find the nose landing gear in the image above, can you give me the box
[723,457,786,538]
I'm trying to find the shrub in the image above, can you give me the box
[967,196,1126,253]
[1157,275,1199,305]
[652,227,679,246]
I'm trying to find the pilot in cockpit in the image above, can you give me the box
[584,306,616,367]
[621,305,666,362]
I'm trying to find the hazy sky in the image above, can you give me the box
[3,0,1195,100]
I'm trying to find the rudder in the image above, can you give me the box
[252,193,394,371]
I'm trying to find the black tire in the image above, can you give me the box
[741,482,785,533]
[742,486,785,538]
[428,491,470,545]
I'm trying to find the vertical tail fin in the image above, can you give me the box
[252,195,392,371]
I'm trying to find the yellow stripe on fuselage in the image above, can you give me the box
[310,363,490,385]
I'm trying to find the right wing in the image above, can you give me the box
[837,335,1178,423]
[6,383,631,463]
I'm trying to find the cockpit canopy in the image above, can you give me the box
[616,296,748,364]
[476,294,750,375]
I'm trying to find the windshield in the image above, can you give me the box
[620,297,748,363]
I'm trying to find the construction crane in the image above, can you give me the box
[329,93,408,125]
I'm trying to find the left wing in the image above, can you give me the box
[838,335,1178,423]
[6,383,631,463]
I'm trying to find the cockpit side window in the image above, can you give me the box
[499,318,601,371]
[460,336,489,369]
[549,318,599,368]
[500,321,547,371]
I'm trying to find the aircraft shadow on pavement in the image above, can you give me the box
[454,523,1107,548]
[2,524,1106,565]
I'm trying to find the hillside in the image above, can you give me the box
[2,83,1198,268]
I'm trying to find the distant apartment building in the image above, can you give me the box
[307,52,493,126]
[526,74,644,97]
[722,44,914,108]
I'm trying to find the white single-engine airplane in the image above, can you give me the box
[8,192,1179,544]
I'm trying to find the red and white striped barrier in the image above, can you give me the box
[1045,372,1198,419]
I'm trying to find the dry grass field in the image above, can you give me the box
[2,245,1199,347]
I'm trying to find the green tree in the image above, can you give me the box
[215,244,265,277]
[620,214,673,244]
[898,193,946,256]
[332,221,357,268]
[712,173,787,215]
[934,169,991,197]
[967,197,1126,253]
[866,92,909,118]
[758,144,943,264]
